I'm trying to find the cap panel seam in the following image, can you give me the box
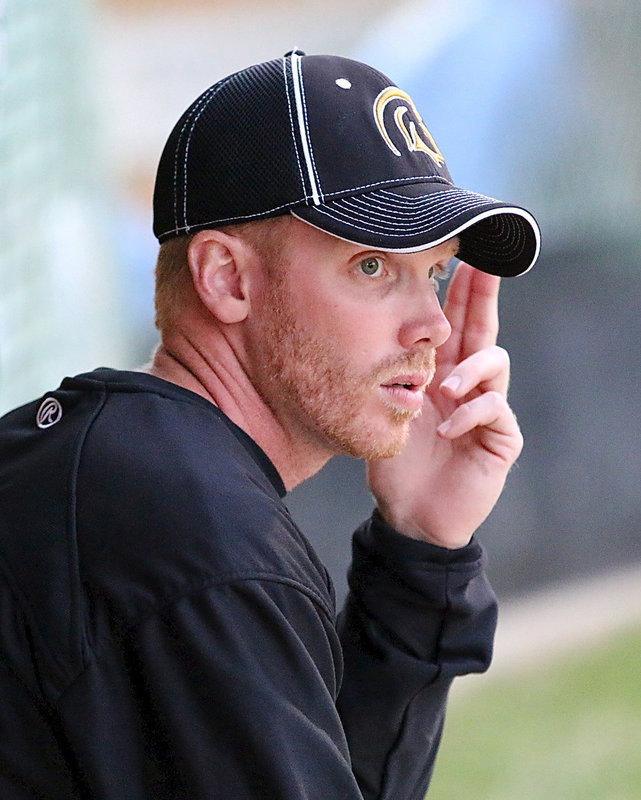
[157,199,302,240]
[171,84,219,233]
[155,176,455,240]
[181,74,237,232]
[290,52,322,204]
[282,56,307,197]
[296,56,323,202]
[322,174,450,198]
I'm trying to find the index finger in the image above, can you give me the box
[441,262,500,361]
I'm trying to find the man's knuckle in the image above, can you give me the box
[486,390,505,406]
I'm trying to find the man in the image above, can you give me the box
[0,51,540,799]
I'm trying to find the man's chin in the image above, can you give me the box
[336,419,411,461]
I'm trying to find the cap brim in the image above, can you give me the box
[292,182,541,277]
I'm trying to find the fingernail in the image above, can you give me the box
[437,420,452,436]
[441,375,461,393]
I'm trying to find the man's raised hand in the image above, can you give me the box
[367,262,523,548]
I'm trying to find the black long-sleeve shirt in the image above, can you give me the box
[0,369,497,799]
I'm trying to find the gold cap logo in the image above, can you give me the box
[373,87,445,168]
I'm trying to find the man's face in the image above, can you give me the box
[246,218,455,461]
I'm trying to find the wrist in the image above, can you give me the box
[369,509,482,561]
[375,505,473,550]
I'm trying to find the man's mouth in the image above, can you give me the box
[379,373,430,413]
[380,372,430,391]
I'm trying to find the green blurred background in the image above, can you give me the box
[430,623,641,799]
[1,0,640,795]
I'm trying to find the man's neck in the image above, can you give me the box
[143,340,332,491]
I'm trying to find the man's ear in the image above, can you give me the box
[187,230,251,324]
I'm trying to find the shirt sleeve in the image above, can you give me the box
[336,510,498,800]
[57,577,364,800]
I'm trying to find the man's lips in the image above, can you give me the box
[379,373,431,412]
[380,373,431,391]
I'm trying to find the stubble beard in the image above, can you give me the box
[251,269,436,461]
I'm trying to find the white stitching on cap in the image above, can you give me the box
[379,187,499,206]
[157,199,302,240]
[172,84,218,231]
[156,176,442,240]
[174,86,222,233]
[282,57,306,194]
[181,73,237,232]
[307,200,529,237]
[337,191,494,218]
[328,188,515,223]
[292,207,539,267]
[290,52,321,205]
[332,197,498,231]
[296,56,323,203]
[380,186,493,202]
[381,187,497,202]
[337,201,495,231]
[322,175,449,198]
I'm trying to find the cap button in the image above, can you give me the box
[284,48,306,57]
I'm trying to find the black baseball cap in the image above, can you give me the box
[153,50,540,277]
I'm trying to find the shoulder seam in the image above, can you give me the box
[68,385,109,669]
[126,571,335,639]
[55,572,335,704]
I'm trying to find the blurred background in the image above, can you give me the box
[1,0,640,796]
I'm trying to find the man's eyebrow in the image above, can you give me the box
[447,237,460,258]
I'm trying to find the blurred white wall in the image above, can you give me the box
[0,0,128,414]
[96,0,391,192]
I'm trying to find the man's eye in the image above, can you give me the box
[429,264,451,292]
[359,257,384,277]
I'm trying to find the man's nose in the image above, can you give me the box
[397,288,451,350]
